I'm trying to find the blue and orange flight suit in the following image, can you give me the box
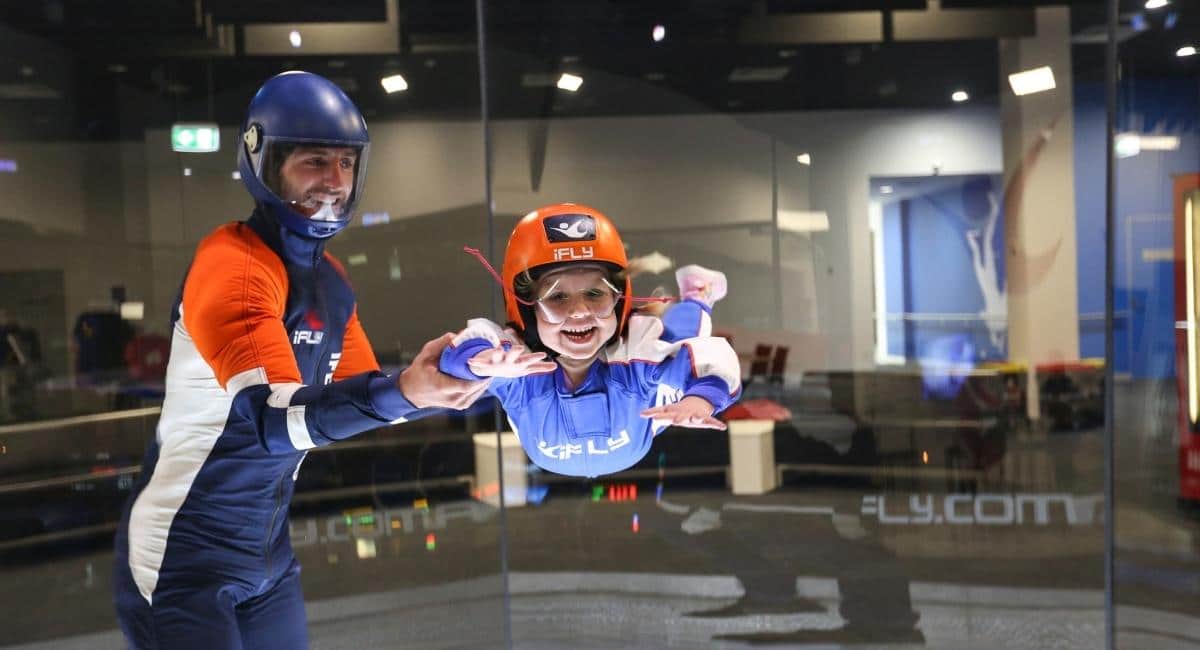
[113,210,430,649]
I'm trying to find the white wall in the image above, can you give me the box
[745,107,1004,368]
[1,103,1007,372]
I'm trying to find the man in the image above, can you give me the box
[112,71,486,649]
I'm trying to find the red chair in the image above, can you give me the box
[768,346,790,385]
[745,344,773,385]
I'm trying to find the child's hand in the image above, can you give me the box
[467,344,557,378]
[641,396,726,430]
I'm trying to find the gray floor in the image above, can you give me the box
[10,571,1200,649]
[4,379,1200,648]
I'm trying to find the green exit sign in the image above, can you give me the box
[171,123,220,153]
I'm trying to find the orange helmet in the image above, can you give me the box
[502,203,631,334]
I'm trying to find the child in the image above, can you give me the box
[440,203,742,477]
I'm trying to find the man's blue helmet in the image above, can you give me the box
[237,71,369,239]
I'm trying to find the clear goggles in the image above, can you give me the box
[459,246,670,320]
[534,276,623,324]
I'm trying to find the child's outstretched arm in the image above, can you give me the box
[641,396,727,430]
[613,315,743,432]
[439,318,556,380]
[641,337,741,431]
[660,264,727,342]
[468,345,557,378]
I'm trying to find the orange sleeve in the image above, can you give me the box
[182,223,302,390]
[335,306,381,379]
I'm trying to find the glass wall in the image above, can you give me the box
[481,2,1112,648]
[0,1,508,647]
[1113,0,1200,647]
[0,1,1197,649]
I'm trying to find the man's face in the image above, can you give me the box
[276,146,358,215]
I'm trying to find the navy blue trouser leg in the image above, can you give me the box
[237,562,309,650]
[115,569,243,648]
[115,555,308,649]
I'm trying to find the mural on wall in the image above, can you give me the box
[1003,115,1064,298]
[874,173,1008,362]
[874,118,1068,366]
[962,177,1007,351]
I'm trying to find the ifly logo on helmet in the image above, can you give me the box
[544,214,596,243]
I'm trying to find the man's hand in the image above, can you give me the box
[467,344,557,378]
[640,396,726,430]
[398,333,490,409]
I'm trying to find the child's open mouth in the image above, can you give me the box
[562,326,597,344]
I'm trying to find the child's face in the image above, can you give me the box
[533,266,619,361]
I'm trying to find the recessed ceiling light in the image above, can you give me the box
[796,153,811,165]
[288,30,302,48]
[557,73,583,92]
[1117,132,1180,152]
[1145,0,1169,9]
[951,90,969,102]
[652,25,666,42]
[1115,133,1141,158]
[1177,45,1197,57]
[1008,66,1056,96]
[777,210,829,234]
[1139,134,1180,150]
[381,74,408,93]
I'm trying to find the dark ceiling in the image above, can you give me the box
[0,0,1194,141]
